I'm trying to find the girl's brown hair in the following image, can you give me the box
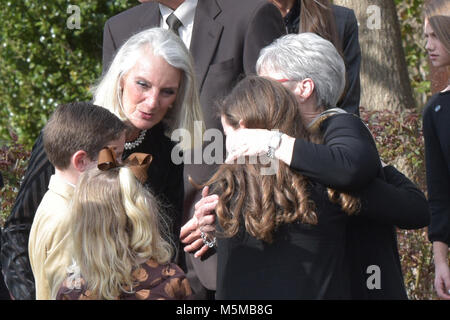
[299,0,342,54]
[205,76,359,243]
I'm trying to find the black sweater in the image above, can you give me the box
[423,91,450,246]
[216,181,351,300]
[290,113,429,299]
[215,165,430,300]
[216,113,429,300]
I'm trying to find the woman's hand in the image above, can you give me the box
[433,241,450,299]
[179,186,218,258]
[225,128,273,163]
[435,262,450,300]
[225,128,295,166]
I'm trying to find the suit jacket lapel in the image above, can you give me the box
[139,2,161,31]
[190,0,223,91]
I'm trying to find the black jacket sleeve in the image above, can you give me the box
[0,132,54,299]
[101,19,117,74]
[335,7,361,116]
[357,165,430,229]
[290,113,381,191]
[242,1,286,74]
[422,97,450,245]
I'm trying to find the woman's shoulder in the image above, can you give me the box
[332,4,355,17]
[423,91,450,117]
[331,4,357,25]
[319,112,365,132]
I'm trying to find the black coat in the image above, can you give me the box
[333,5,361,116]
[290,113,429,299]
[216,181,351,300]
[423,91,450,246]
[216,112,429,299]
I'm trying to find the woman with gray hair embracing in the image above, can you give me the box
[195,32,429,299]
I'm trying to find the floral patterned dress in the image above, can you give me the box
[56,259,192,300]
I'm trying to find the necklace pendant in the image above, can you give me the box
[124,129,147,150]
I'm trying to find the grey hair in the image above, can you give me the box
[256,32,346,110]
[92,27,204,150]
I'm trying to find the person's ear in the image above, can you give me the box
[238,119,247,129]
[119,76,125,92]
[71,150,92,173]
[293,78,315,102]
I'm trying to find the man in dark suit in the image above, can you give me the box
[102,0,285,299]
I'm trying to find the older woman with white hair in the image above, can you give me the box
[1,27,204,299]
[93,28,204,256]
[94,27,202,152]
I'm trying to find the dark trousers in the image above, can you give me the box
[0,272,11,300]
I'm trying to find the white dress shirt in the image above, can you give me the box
[159,0,198,49]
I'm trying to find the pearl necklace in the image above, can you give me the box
[124,130,147,150]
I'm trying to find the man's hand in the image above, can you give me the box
[179,186,218,258]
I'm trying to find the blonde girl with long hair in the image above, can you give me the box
[55,166,192,300]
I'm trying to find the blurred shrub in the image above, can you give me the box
[0,0,135,148]
[0,131,30,226]
[361,106,436,300]
[362,106,425,188]
[395,0,431,109]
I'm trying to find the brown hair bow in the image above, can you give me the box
[97,147,153,184]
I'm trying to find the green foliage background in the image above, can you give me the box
[395,0,431,108]
[0,0,430,148]
[0,0,135,148]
